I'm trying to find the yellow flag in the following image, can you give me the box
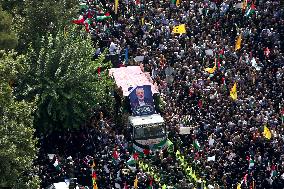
[90,161,96,168]
[237,183,241,189]
[115,0,118,14]
[134,175,138,188]
[263,125,271,139]
[230,82,237,100]
[141,17,144,25]
[204,64,216,74]
[172,24,186,34]
[176,0,180,6]
[93,182,98,189]
[235,34,242,51]
[204,59,217,74]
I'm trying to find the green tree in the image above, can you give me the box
[16,0,78,53]
[0,52,39,188]
[0,6,18,50]
[16,25,114,133]
[0,0,25,14]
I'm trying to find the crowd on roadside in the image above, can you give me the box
[37,0,284,188]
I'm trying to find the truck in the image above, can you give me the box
[109,66,171,153]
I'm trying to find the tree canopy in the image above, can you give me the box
[15,25,114,133]
[0,52,39,188]
[16,0,78,53]
[0,6,18,50]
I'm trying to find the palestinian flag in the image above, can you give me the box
[217,49,224,59]
[270,164,277,178]
[245,3,256,17]
[247,156,254,169]
[219,49,224,59]
[193,139,201,151]
[53,157,61,170]
[72,15,85,25]
[133,139,172,155]
[126,153,139,165]
[112,148,120,165]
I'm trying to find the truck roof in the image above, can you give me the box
[109,66,159,96]
[128,114,164,126]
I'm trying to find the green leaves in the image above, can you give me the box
[0,6,18,50]
[16,25,114,132]
[0,52,38,188]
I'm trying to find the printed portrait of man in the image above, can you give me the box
[131,87,152,107]
[129,85,155,116]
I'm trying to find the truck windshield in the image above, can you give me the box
[134,124,166,140]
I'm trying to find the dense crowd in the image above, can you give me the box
[37,0,284,188]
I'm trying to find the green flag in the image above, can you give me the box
[193,139,201,150]
[96,15,112,21]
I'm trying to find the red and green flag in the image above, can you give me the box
[126,153,139,165]
[112,147,120,165]
[270,164,277,178]
[245,3,256,17]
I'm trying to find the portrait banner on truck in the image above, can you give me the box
[129,85,155,116]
